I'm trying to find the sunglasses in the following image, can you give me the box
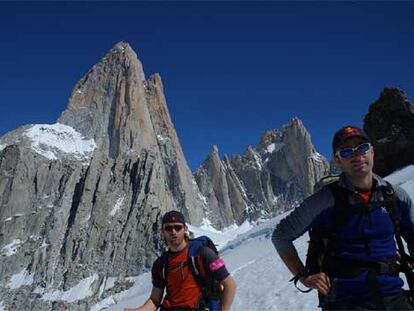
[336,142,372,159]
[163,224,184,232]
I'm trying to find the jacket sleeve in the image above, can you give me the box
[272,186,334,255]
[395,186,414,242]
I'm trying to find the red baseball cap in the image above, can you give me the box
[332,126,370,152]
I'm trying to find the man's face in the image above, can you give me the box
[161,222,187,248]
[334,137,374,178]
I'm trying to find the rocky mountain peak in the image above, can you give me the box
[374,88,413,111]
[0,42,205,310]
[211,145,220,155]
[283,117,313,152]
[223,154,230,164]
[245,145,256,158]
[194,118,329,228]
[58,42,152,159]
[111,41,135,54]
[256,129,282,153]
[288,116,303,127]
[364,88,414,176]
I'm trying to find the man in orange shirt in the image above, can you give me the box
[124,211,236,311]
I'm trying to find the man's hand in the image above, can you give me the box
[123,300,154,311]
[123,305,149,311]
[301,272,331,295]
[278,248,331,294]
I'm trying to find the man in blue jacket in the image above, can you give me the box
[272,125,414,310]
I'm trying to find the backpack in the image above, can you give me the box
[160,235,222,311]
[305,178,399,276]
[294,176,414,307]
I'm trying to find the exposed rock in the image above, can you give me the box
[0,42,206,310]
[364,88,414,177]
[0,41,339,309]
[195,118,330,227]
[194,146,249,228]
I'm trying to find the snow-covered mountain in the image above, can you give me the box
[87,166,414,310]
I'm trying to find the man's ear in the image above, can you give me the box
[333,154,342,167]
[184,225,190,240]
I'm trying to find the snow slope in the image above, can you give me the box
[385,165,414,202]
[0,123,96,162]
[94,215,317,311]
[88,165,414,310]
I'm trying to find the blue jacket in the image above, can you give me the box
[272,174,414,302]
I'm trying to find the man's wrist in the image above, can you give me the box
[295,268,310,282]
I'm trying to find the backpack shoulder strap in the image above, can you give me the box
[304,180,345,277]
[187,241,211,303]
[160,251,169,288]
[321,181,354,266]
[381,181,400,230]
[187,236,218,276]
[381,182,410,258]
[327,181,352,236]
[187,240,205,278]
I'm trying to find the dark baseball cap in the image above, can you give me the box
[162,210,186,225]
[332,126,370,152]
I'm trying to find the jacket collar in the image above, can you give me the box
[337,173,387,192]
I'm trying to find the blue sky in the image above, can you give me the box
[1,2,413,171]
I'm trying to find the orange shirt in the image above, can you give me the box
[357,190,372,204]
[152,243,229,309]
[156,247,203,309]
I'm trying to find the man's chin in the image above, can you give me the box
[351,167,371,177]
[350,162,371,173]
[169,239,183,247]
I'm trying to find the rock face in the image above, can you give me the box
[195,146,250,228]
[195,118,330,228]
[0,42,331,309]
[0,42,206,310]
[364,88,414,177]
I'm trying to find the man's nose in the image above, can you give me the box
[351,151,364,159]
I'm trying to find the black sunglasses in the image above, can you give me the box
[163,224,184,232]
[336,142,371,159]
